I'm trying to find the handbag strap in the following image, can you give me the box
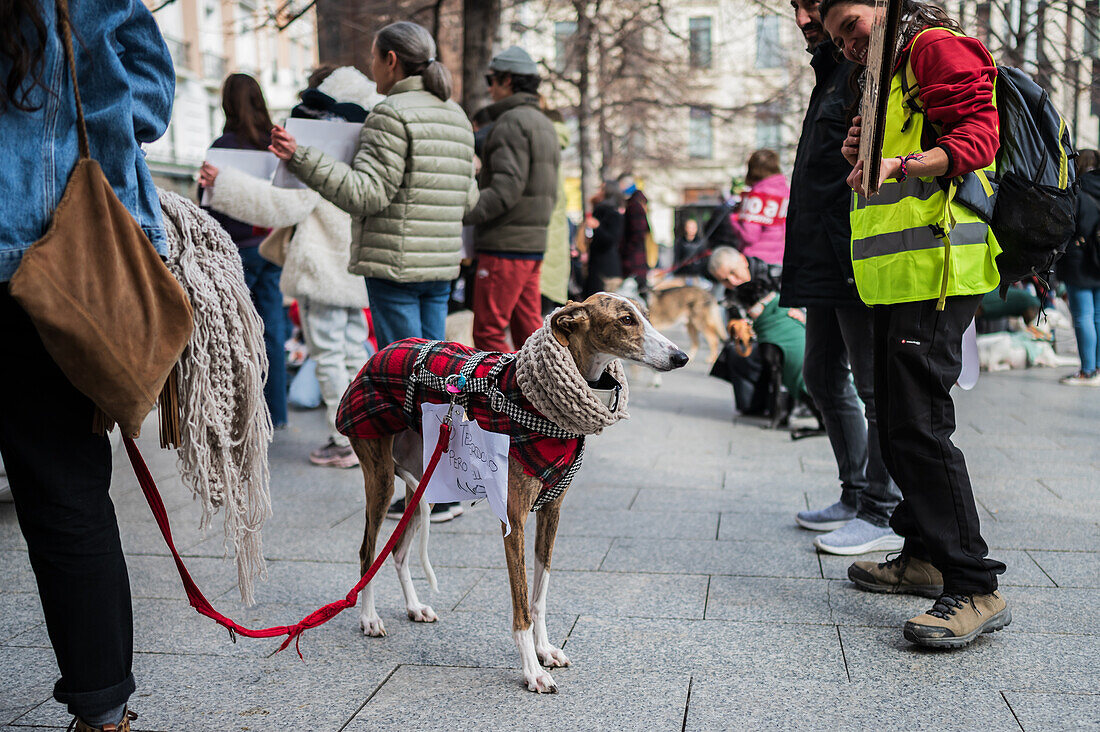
[54,0,90,159]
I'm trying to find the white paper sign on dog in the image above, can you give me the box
[421,403,511,535]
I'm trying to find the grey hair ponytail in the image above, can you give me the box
[375,21,453,101]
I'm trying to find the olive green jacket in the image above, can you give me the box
[287,76,478,283]
[464,92,561,254]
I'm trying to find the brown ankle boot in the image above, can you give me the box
[904,591,1011,648]
[848,552,943,598]
[69,709,137,732]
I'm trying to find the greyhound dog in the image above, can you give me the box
[344,293,687,693]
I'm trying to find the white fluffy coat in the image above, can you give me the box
[207,166,368,309]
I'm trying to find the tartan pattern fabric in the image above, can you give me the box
[337,338,583,501]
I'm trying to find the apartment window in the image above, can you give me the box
[555,21,577,73]
[756,103,783,151]
[1087,0,1100,58]
[755,14,783,69]
[689,17,712,69]
[688,107,713,159]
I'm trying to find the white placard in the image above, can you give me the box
[958,318,980,390]
[420,402,511,535]
[272,117,364,189]
[200,148,279,205]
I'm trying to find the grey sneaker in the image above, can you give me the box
[796,500,857,531]
[813,517,905,555]
[309,439,358,468]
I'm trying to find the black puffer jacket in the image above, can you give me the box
[465,92,561,254]
[1057,170,1100,289]
[780,42,862,307]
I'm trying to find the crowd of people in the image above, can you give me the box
[1,0,1096,727]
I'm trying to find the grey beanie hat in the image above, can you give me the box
[489,45,539,76]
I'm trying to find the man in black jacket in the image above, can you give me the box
[781,0,904,557]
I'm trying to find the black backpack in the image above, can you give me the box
[903,41,1078,295]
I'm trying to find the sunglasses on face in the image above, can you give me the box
[485,74,498,87]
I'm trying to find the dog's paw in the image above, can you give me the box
[406,603,438,623]
[536,644,571,668]
[359,613,386,637]
[524,668,559,694]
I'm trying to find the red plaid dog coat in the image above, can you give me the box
[337,339,584,508]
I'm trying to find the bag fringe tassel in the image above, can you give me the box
[158,365,182,449]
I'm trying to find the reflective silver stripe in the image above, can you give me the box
[858,178,942,208]
[853,221,989,261]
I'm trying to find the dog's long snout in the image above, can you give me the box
[669,349,689,369]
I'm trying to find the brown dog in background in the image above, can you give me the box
[644,285,726,363]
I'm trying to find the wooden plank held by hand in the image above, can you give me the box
[857,0,903,197]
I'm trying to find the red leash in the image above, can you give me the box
[122,420,452,658]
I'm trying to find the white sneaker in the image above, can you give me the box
[1059,370,1100,386]
[814,518,904,555]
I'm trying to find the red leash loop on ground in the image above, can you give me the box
[123,421,452,658]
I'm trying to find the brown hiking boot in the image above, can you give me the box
[847,552,943,598]
[904,591,1011,648]
[68,710,137,732]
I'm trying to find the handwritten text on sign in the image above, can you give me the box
[421,403,511,535]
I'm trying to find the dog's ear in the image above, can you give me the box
[550,301,589,346]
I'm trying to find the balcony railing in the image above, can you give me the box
[202,52,227,81]
[163,36,190,73]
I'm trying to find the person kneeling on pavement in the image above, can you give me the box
[708,247,811,417]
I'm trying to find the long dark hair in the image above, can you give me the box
[0,0,49,112]
[820,0,963,120]
[221,73,274,149]
[374,21,452,101]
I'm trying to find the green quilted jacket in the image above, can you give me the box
[287,76,478,283]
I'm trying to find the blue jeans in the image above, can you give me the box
[239,246,288,426]
[1067,285,1100,373]
[803,305,900,527]
[365,278,450,348]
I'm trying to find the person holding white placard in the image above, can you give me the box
[200,73,288,428]
[201,66,382,469]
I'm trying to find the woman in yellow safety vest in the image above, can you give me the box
[820,0,1011,650]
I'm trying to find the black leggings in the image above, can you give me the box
[0,284,134,717]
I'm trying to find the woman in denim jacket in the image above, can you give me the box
[0,2,173,730]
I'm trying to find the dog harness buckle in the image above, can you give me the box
[443,374,466,426]
[489,388,506,412]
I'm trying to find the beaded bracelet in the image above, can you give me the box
[895,153,923,182]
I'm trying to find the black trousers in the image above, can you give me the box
[0,285,135,717]
[874,295,1006,595]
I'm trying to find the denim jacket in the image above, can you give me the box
[0,0,174,282]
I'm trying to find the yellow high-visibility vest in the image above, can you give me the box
[849,29,1001,308]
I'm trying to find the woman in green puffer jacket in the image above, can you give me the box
[270,21,478,348]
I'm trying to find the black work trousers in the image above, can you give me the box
[0,284,135,717]
[875,295,1006,595]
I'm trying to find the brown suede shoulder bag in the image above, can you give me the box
[9,0,193,440]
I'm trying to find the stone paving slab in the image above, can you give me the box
[684,677,1021,731]
[600,536,822,578]
[343,664,690,732]
[563,615,848,680]
[841,625,1100,691]
[454,568,710,619]
[1027,550,1100,588]
[1003,691,1100,731]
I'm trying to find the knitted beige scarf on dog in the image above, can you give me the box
[159,190,273,606]
[514,315,630,436]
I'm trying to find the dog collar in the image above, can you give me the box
[587,372,623,412]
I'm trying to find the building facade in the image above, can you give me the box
[142,0,319,195]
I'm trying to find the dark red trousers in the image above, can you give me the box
[472,253,543,352]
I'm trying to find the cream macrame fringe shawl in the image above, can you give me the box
[514,315,630,436]
[159,190,273,606]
